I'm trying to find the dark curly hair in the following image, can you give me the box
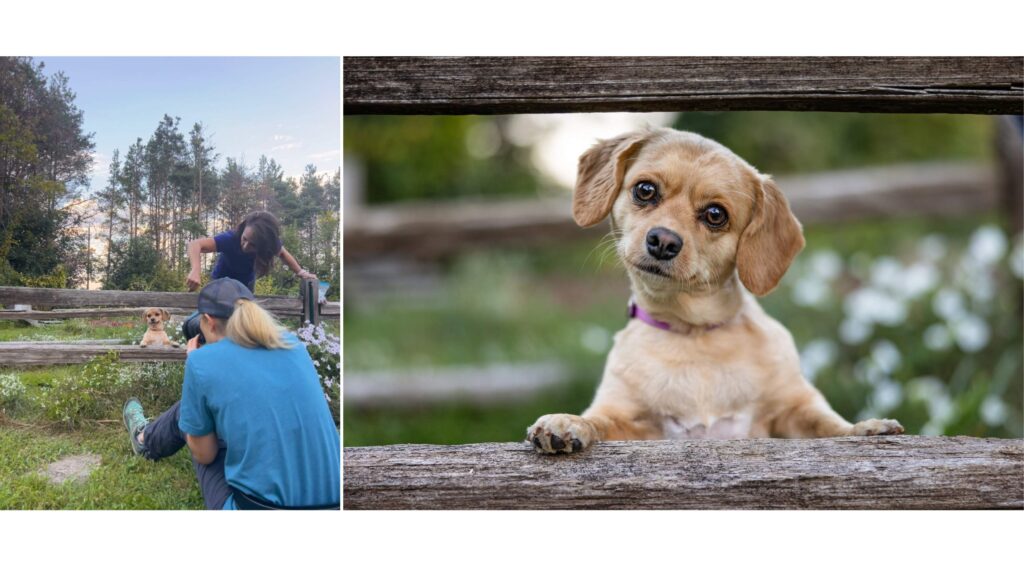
[235,211,282,278]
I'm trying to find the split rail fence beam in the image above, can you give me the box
[0,344,185,366]
[0,287,339,319]
[343,436,1024,510]
[344,57,1023,116]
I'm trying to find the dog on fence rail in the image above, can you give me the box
[138,307,180,348]
[527,128,904,454]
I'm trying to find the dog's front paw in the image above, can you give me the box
[851,418,904,436]
[526,413,597,455]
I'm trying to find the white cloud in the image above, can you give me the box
[309,149,340,161]
[271,141,302,151]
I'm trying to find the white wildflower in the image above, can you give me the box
[800,339,837,381]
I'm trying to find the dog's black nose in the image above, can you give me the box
[646,227,682,260]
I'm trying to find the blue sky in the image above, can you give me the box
[37,57,340,195]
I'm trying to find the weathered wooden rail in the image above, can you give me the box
[345,162,997,261]
[343,436,1024,509]
[344,57,1023,115]
[0,283,340,366]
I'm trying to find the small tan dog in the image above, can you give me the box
[527,128,903,454]
[138,307,179,348]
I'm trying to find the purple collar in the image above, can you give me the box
[627,298,725,333]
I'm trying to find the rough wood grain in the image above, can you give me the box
[343,437,1024,509]
[344,162,997,261]
[344,57,1023,115]
[0,287,339,318]
[0,307,193,320]
[0,343,185,366]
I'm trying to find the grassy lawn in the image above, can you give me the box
[0,315,340,510]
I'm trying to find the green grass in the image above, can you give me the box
[0,423,202,510]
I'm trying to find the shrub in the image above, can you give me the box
[0,372,27,414]
[36,353,184,429]
[296,322,340,424]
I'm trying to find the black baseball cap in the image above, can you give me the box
[197,278,254,319]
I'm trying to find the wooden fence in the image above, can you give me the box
[0,281,339,366]
[343,56,1024,509]
[343,436,1024,509]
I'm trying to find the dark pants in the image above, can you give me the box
[141,400,231,510]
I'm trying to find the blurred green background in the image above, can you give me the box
[343,111,1022,446]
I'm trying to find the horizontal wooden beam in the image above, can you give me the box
[343,436,1024,509]
[0,307,193,320]
[0,287,339,319]
[0,344,185,366]
[344,162,997,261]
[344,57,1023,115]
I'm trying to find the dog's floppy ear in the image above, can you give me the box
[573,130,650,227]
[160,308,170,322]
[736,176,805,296]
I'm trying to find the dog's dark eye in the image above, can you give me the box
[632,181,659,204]
[701,204,728,228]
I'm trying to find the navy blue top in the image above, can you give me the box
[210,230,282,291]
[178,333,341,509]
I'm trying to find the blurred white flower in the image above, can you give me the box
[980,395,1008,426]
[927,394,955,423]
[870,340,902,374]
[870,256,905,293]
[839,317,872,345]
[908,376,945,400]
[917,234,948,263]
[580,325,611,354]
[854,358,885,387]
[921,421,945,436]
[967,225,1007,265]
[961,270,996,304]
[792,276,830,308]
[800,339,837,381]
[900,262,940,299]
[952,314,990,352]
[809,250,843,281]
[932,288,966,321]
[923,323,953,351]
[845,287,907,327]
[1009,233,1024,280]
[871,379,903,412]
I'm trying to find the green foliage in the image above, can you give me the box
[0,57,95,284]
[104,237,170,291]
[672,111,992,175]
[344,116,541,204]
[33,353,184,430]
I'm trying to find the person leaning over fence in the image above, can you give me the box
[182,210,317,343]
[122,278,340,510]
[186,210,316,292]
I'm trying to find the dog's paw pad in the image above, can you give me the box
[852,418,904,436]
[526,414,596,455]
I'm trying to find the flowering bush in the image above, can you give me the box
[296,322,340,424]
[772,224,1023,437]
[0,372,26,413]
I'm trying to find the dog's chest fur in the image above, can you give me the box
[609,322,768,439]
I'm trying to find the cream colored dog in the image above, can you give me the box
[138,307,179,348]
[527,128,903,454]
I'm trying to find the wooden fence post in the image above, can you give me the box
[300,278,320,326]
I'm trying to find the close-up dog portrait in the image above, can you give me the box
[527,128,904,454]
[138,307,179,348]
[342,57,1023,512]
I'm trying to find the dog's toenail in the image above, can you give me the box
[571,439,582,451]
[550,435,565,450]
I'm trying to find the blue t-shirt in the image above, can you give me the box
[210,231,282,291]
[178,333,340,510]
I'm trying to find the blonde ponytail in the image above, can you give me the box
[225,299,293,349]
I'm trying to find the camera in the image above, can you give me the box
[181,313,206,346]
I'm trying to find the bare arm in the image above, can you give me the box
[186,432,220,465]
[278,247,316,280]
[187,237,218,291]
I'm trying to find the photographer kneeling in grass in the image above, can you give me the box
[122,278,340,510]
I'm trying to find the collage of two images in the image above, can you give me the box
[0,56,1021,511]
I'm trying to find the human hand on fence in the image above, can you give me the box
[297,268,317,281]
